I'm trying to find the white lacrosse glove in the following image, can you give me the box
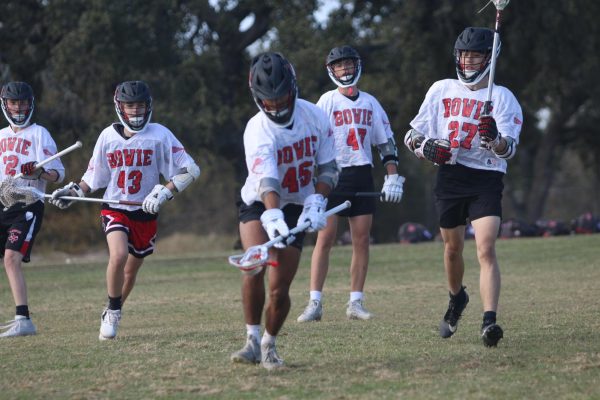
[260,208,290,249]
[49,182,85,209]
[381,174,405,203]
[298,193,328,232]
[142,184,173,214]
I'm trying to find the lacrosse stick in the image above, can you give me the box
[228,200,351,275]
[479,0,510,116]
[0,141,83,208]
[43,194,142,206]
[332,191,382,198]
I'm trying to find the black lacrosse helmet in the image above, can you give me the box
[1,81,34,128]
[326,45,362,88]
[114,80,153,132]
[454,27,500,86]
[249,52,298,127]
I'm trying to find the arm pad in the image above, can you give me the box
[259,177,281,198]
[316,159,339,189]
[493,136,516,159]
[376,138,399,167]
[172,163,200,192]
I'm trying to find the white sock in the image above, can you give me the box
[310,291,322,301]
[350,292,363,302]
[246,324,260,339]
[261,331,276,346]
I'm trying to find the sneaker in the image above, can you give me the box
[346,299,373,320]
[439,288,469,338]
[297,299,322,322]
[261,342,284,370]
[99,308,121,340]
[230,335,261,364]
[0,316,37,337]
[481,323,504,347]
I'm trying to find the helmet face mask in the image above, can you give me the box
[326,46,362,88]
[249,52,298,127]
[114,81,153,132]
[454,27,499,86]
[1,82,35,128]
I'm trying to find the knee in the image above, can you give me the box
[108,251,128,269]
[269,286,290,308]
[477,245,497,265]
[444,244,463,261]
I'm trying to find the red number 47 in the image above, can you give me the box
[346,128,367,151]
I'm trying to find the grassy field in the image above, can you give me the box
[1,235,599,399]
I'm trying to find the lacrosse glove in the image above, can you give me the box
[298,193,328,232]
[381,174,405,203]
[415,138,452,165]
[260,208,291,249]
[142,184,173,214]
[49,182,85,209]
[20,161,44,180]
[478,116,501,150]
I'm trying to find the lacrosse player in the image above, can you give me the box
[404,27,523,347]
[297,45,404,323]
[230,52,337,369]
[49,81,200,340]
[0,81,65,337]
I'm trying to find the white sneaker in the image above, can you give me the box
[0,316,37,337]
[99,308,121,340]
[346,300,373,320]
[230,335,261,364]
[261,342,284,370]
[297,299,323,322]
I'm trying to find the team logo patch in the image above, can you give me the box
[8,229,21,244]
[172,146,185,153]
[514,116,522,125]
[251,157,265,174]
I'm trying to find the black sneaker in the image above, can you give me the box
[481,323,504,347]
[439,288,469,338]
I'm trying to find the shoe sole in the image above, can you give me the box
[297,315,322,322]
[347,314,372,320]
[482,325,504,347]
[99,333,116,341]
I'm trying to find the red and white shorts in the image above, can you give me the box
[101,209,157,258]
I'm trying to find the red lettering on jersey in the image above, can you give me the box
[462,99,477,118]
[473,101,484,120]
[450,98,461,116]
[123,149,136,166]
[352,108,362,124]
[142,149,153,165]
[365,110,372,126]
[342,109,352,124]
[333,111,344,127]
[293,139,304,160]
[304,136,313,157]
[442,98,452,118]
[106,149,153,168]
[0,138,33,157]
[282,146,293,164]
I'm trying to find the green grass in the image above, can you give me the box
[1,235,599,399]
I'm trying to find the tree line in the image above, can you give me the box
[1,0,598,250]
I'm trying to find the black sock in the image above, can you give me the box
[16,305,30,319]
[483,311,497,327]
[108,296,122,311]
[450,286,467,304]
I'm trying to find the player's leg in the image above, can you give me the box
[470,193,504,347]
[121,218,156,305]
[346,213,373,320]
[99,230,129,340]
[0,203,43,337]
[437,197,469,338]
[121,255,145,304]
[297,214,337,322]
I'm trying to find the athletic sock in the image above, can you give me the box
[483,311,497,327]
[450,286,467,305]
[246,324,260,339]
[350,292,363,302]
[261,331,276,347]
[15,305,29,319]
[107,296,122,311]
[309,291,322,302]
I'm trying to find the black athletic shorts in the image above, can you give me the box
[238,201,305,250]
[327,165,376,217]
[0,200,44,263]
[434,163,504,228]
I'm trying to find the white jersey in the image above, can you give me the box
[241,99,336,207]
[81,123,195,211]
[410,79,523,173]
[317,90,394,168]
[0,123,65,195]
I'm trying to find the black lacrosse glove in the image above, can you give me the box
[478,116,501,150]
[415,138,452,165]
[20,161,44,180]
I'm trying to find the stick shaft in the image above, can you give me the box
[484,9,503,115]
[43,194,142,206]
[332,191,382,198]
[14,141,83,180]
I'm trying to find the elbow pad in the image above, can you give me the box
[172,163,201,192]
[258,177,281,198]
[316,159,339,189]
[493,136,516,159]
[377,138,399,167]
[404,129,425,153]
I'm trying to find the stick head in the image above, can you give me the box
[492,0,510,10]
[228,244,270,276]
[0,177,44,208]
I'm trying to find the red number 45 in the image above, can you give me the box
[281,161,313,193]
